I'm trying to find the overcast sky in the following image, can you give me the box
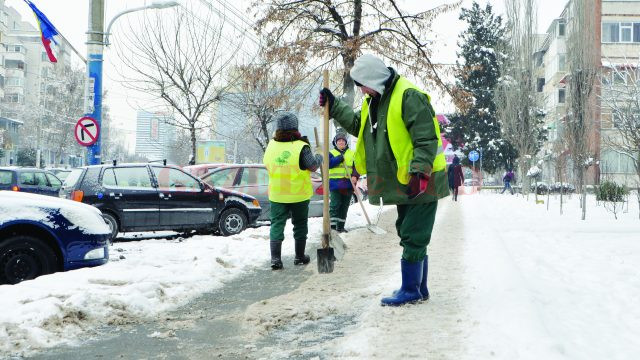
[6,0,569,151]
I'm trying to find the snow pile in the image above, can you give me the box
[0,226,299,357]
[0,200,382,357]
[0,191,109,235]
[526,165,541,177]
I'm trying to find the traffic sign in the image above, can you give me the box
[75,116,100,147]
[469,150,480,162]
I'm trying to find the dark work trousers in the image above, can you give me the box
[269,200,310,243]
[330,189,353,231]
[395,201,438,262]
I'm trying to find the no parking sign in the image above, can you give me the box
[74,116,100,147]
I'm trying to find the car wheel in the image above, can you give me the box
[218,208,247,236]
[102,212,119,241]
[0,235,58,284]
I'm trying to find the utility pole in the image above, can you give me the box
[86,0,104,165]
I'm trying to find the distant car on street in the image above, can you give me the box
[200,164,324,221]
[0,191,111,284]
[59,163,261,239]
[183,163,226,178]
[47,168,73,181]
[0,167,62,197]
[463,178,480,187]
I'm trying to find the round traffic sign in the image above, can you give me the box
[75,116,100,147]
[469,150,480,162]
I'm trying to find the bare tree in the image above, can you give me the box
[219,58,318,153]
[114,3,248,160]
[599,61,640,219]
[251,0,461,106]
[565,0,599,220]
[496,0,546,195]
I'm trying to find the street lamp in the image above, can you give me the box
[85,0,180,165]
[104,1,180,46]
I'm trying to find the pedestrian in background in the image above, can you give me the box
[447,155,464,201]
[328,132,358,233]
[263,112,323,270]
[501,169,515,195]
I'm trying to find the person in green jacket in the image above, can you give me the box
[263,112,323,270]
[319,54,449,306]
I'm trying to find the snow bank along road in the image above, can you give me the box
[3,193,639,359]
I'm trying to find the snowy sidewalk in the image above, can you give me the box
[242,193,640,360]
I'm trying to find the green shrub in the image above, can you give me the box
[596,180,628,202]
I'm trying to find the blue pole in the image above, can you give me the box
[86,53,103,165]
[86,0,104,166]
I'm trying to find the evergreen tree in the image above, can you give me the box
[445,2,517,173]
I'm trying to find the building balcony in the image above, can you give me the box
[4,51,25,63]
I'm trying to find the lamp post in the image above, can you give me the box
[85,0,179,165]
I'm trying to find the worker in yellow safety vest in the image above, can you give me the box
[328,131,359,233]
[319,54,449,306]
[263,112,323,270]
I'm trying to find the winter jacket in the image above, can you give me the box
[328,147,358,192]
[503,171,514,183]
[329,68,449,205]
[448,164,464,188]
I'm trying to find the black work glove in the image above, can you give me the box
[406,173,430,200]
[318,88,335,109]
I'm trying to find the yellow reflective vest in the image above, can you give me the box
[355,77,446,185]
[263,140,313,203]
[328,148,355,179]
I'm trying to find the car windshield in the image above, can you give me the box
[63,169,84,189]
[0,170,12,185]
[56,171,71,181]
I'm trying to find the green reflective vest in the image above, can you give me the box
[355,77,446,185]
[263,140,313,203]
[328,149,355,179]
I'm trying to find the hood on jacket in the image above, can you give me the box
[349,54,391,95]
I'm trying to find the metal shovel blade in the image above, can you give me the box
[317,247,336,273]
[367,224,387,235]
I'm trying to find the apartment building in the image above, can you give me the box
[135,110,175,161]
[537,0,639,186]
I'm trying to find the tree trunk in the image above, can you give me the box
[342,55,356,108]
[190,127,197,164]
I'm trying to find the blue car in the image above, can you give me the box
[0,167,63,197]
[0,191,111,284]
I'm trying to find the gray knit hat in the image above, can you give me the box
[332,131,349,148]
[349,54,391,95]
[274,111,298,131]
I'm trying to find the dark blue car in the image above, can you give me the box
[0,167,63,197]
[0,191,111,284]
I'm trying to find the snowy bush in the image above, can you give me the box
[596,181,629,219]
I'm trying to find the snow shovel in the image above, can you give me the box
[315,72,345,274]
[343,162,386,235]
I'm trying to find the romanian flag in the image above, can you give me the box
[23,0,59,62]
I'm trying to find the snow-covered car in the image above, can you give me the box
[464,179,480,187]
[0,191,111,284]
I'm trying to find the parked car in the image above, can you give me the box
[200,164,324,221]
[59,163,261,239]
[0,167,63,197]
[47,168,73,181]
[463,178,480,187]
[0,191,111,284]
[183,163,226,178]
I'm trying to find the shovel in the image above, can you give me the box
[315,71,345,273]
[343,162,386,235]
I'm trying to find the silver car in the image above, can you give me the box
[200,164,324,221]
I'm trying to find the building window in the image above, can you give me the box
[558,54,566,72]
[621,23,633,42]
[603,22,620,42]
[558,20,566,37]
[5,77,23,87]
[601,149,637,174]
[558,88,566,104]
[537,78,545,92]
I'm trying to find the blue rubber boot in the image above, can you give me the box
[420,255,429,301]
[381,259,423,306]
